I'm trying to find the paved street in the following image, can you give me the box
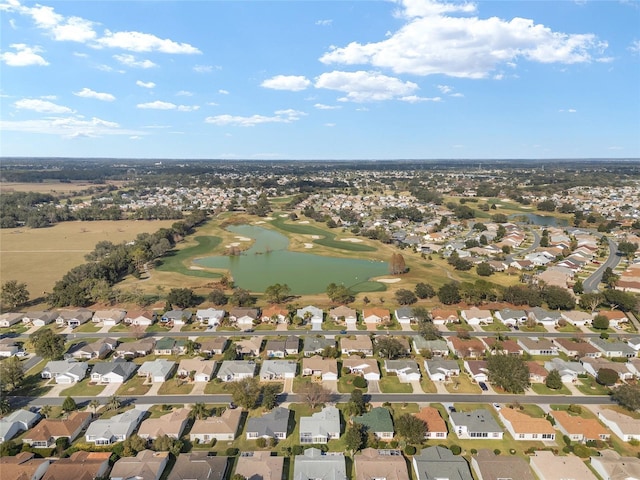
[583,237,621,293]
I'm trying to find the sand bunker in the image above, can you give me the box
[225,242,241,248]
[189,266,205,270]
[377,278,401,283]
[254,221,266,225]
[279,214,289,218]
[235,236,251,241]
[298,220,310,224]
[340,237,364,243]
[310,235,321,239]
[264,216,274,220]
[303,243,314,249]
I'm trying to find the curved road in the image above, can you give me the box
[506,229,541,264]
[583,237,621,293]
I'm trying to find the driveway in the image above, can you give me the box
[97,324,113,334]
[43,382,68,398]
[98,382,120,397]
[283,378,294,393]
[191,382,207,395]
[145,382,163,396]
[322,379,338,393]
[367,380,380,394]
[411,380,424,393]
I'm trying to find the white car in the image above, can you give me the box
[15,350,28,357]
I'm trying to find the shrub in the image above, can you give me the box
[226,447,239,456]
[256,438,267,448]
[562,445,572,454]
[353,376,368,389]
[567,404,582,415]
[292,445,304,455]
[493,449,501,456]
[470,448,478,455]
[563,435,572,446]
[450,445,462,455]
[389,441,399,448]
[573,444,591,458]
[509,449,516,455]
[209,438,217,447]
[405,445,416,455]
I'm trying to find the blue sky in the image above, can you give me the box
[1,0,639,160]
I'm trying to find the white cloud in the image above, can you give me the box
[9,18,16,29]
[176,90,193,96]
[437,84,452,94]
[324,123,336,127]
[314,103,342,110]
[400,95,441,103]
[0,115,144,138]
[559,108,577,113]
[205,109,306,127]
[14,98,73,113]
[206,102,219,106]
[629,40,640,55]
[261,75,311,91]
[218,89,229,95]
[26,4,97,42]
[113,54,156,68]
[136,80,156,89]
[137,100,199,111]
[73,87,115,102]
[129,135,142,140]
[450,92,464,97]
[316,19,333,26]
[315,70,418,102]
[73,52,88,58]
[96,30,201,54]
[0,43,48,66]
[320,0,608,78]
[194,64,219,73]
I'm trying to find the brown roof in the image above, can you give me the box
[341,336,373,351]
[484,337,521,354]
[414,407,447,434]
[200,337,227,352]
[0,452,50,480]
[302,356,338,375]
[551,410,610,440]
[354,448,410,480]
[363,308,390,319]
[261,305,288,318]
[598,310,627,321]
[42,451,110,480]
[234,451,284,480]
[190,408,242,436]
[137,407,190,439]
[24,411,91,442]
[500,407,555,435]
[431,308,458,321]
[554,338,599,356]
[526,361,548,378]
[449,337,485,354]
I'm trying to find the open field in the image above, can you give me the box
[0,180,128,196]
[0,219,175,301]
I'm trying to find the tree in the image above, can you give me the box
[596,368,618,386]
[229,288,256,307]
[419,322,442,341]
[298,382,331,409]
[30,329,66,360]
[345,389,367,416]
[227,377,261,409]
[545,369,563,390]
[579,292,603,312]
[611,384,640,411]
[344,423,367,454]
[39,405,52,419]
[414,283,435,299]
[0,280,29,309]
[376,337,405,359]
[261,383,281,410]
[487,355,530,394]
[395,413,427,444]
[572,279,584,295]
[153,434,183,455]
[603,289,638,311]
[167,288,198,308]
[389,253,407,275]
[542,286,575,310]
[592,314,609,330]
[0,356,24,392]
[437,282,461,305]
[208,288,227,306]
[106,395,121,411]
[326,283,355,304]
[602,267,619,288]
[62,396,77,414]
[476,262,493,277]
[395,289,417,305]
[190,402,209,420]
[122,434,147,457]
[618,241,638,259]
[88,399,100,416]
[537,199,556,212]
[264,283,291,304]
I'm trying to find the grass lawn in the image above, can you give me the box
[146,323,173,333]
[116,375,151,396]
[155,236,223,279]
[158,378,195,395]
[108,323,130,333]
[575,377,610,395]
[337,374,365,394]
[14,369,52,397]
[204,381,232,394]
[386,402,420,415]
[292,376,312,393]
[146,404,186,418]
[60,377,106,397]
[74,322,102,333]
[446,322,473,332]
[444,375,482,394]
[555,324,581,333]
[519,325,548,333]
[481,321,510,332]
[378,376,413,393]
[531,383,572,395]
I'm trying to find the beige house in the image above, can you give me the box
[22,411,92,448]
[234,450,285,480]
[137,408,190,440]
[302,356,338,381]
[529,451,597,480]
[354,448,410,480]
[340,336,373,356]
[342,356,380,381]
[177,358,216,382]
[190,409,242,443]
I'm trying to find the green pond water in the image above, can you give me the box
[194,225,388,294]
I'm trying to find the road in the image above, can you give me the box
[506,229,541,264]
[583,237,621,293]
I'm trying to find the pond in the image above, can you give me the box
[509,213,568,227]
[194,225,388,294]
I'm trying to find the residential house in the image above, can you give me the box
[596,310,628,328]
[235,337,263,358]
[154,337,184,356]
[41,359,88,384]
[329,306,357,329]
[23,411,92,448]
[199,337,228,356]
[412,446,473,480]
[296,306,323,330]
[553,338,601,359]
[580,356,633,381]
[190,409,243,442]
[518,337,558,356]
[510,259,534,271]
[137,408,190,440]
[353,407,394,441]
[265,336,300,358]
[260,360,297,380]
[92,309,126,326]
[55,309,93,328]
[424,359,460,382]
[550,410,610,443]
[0,339,19,358]
[461,307,492,326]
[0,452,50,480]
[526,361,549,383]
[590,450,640,480]
[260,305,288,324]
[21,311,56,327]
[430,308,459,325]
[494,309,527,326]
[341,336,374,356]
[362,307,391,326]
[498,407,555,441]
[299,406,341,444]
[384,359,421,383]
[41,452,111,480]
[527,307,561,327]
[217,360,257,382]
[383,336,411,355]
[342,357,380,381]
[447,337,485,358]
[110,450,169,480]
[234,451,284,480]
[449,409,503,439]
[627,337,640,352]
[124,310,155,326]
[597,409,640,442]
[161,309,191,326]
[293,448,346,480]
[90,360,138,384]
[414,407,447,440]
[589,338,637,358]
[138,359,176,383]
[464,360,489,383]
[85,408,145,445]
[483,337,523,356]
[196,308,225,326]
[229,308,259,330]
[168,453,228,480]
[114,338,155,358]
[0,312,24,327]
[544,358,586,383]
[560,310,593,327]
[301,356,338,381]
[470,450,535,480]
[177,358,216,382]
[245,407,291,440]
[303,336,336,357]
[412,337,449,357]
[354,448,410,480]
[71,338,117,360]
[529,451,598,480]
[0,410,40,443]
[394,307,415,326]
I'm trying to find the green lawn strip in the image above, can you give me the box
[337,374,361,394]
[157,377,195,395]
[575,377,610,395]
[292,376,312,393]
[350,281,387,293]
[147,404,185,418]
[59,377,106,397]
[415,358,437,394]
[116,375,151,396]
[204,380,232,394]
[531,383,572,395]
[387,402,420,415]
[14,368,52,397]
[480,321,510,332]
[156,235,223,278]
[444,372,482,394]
[98,404,135,420]
[74,322,102,333]
[378,375,413,394]
[270,216,376,252]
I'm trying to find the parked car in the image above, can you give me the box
[339,330,347,334]
[448,406,457,413]
[479,382,489,391]
[15,350,28,357]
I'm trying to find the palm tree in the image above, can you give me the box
[40,404,52,419]
[88,399,100,416]
[0,396,11,415]
[106,395,121,411]
[189,402,208,420]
